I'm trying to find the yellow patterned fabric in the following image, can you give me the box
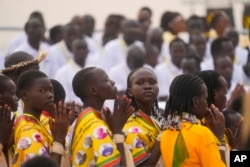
[123,110,160,166]
[160,122,226,167]
[71,107,121,167]
[13,113,53,167]
[40,111,53,132]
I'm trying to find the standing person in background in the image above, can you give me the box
[207,11,231,41]
[155,37,188,101]
[137,6,152,31]
[160,11,187,44]
[224,27,248,67]
[39,22,81,78]
[189,33,207,62]
[12,17,50,57]
[161,74,226,167]
[49,25,63,45]
[102,14,126,46]
[55,38,89,108]
[146,27,170,63]
[100,19,144,72]
[144,43,160,69]
[205,11,231,59]
[108,44,146,96]
[81,14,101,55]
[5,11,49,56]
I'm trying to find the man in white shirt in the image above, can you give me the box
[100,19,144,72]
[40,23,81,78]
[108,44,146,95]
[146,27,170,63]
[12,18,50,58]
[154,38,187,101]
[224,27,248,66]
[201,37,243,84]
[55,38,89,107]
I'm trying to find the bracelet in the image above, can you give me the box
[218,138,225,146]
[218,145,226,151]
[51,141,65,155]
[157,132,163,141]
[113,134,124,143]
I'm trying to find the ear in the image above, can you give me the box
[213,89,218,101]
[192,96,199,109]
[19,90,29,101]
[88,86,98,96]
[126,88,132,97]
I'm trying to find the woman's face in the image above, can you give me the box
[192,83,208,120]
[0,79,18,111]
[214,76,228,111]
[170,15,186,33]
[127,68,159,104]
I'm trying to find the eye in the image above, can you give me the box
[40,89,46,93]
[136,81,143,85]
[149,79,157,85]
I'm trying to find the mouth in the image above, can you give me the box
[143,91,154,97]
[46,101,54,107]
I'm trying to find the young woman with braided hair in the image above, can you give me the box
[196,70,244,166]
[123,67,165,166]
[161,74,226,167]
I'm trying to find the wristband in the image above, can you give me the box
[157,132,163,141]
[113,134,125,143]
[51,141,65,155]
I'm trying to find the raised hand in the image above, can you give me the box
[103,95,134,134]
[0,104,15,147]
[49,101,73,144]
[204,104,225,141]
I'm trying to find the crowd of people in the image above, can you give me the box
[1,6,250,167]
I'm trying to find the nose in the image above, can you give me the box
[144,82,152,89]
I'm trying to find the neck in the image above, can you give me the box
[24,106,42,120]
[136,101,153,116]
[82,99,104,112]
[28,38,40,50]
[76,60,85,68]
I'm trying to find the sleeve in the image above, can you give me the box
[198,128,226,167]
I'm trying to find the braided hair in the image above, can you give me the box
[195,70,222,107]
[72,67,96,103]
[165,74,204,117]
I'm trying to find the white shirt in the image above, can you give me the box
[100,35,143,72]
[54,60,84,105]
[5,32,27,57]
[13,39,50,58]
[235,46,248,66]
[0,50,4,69]
[158,42,170,63]
[40,41,73,78]
[108,62,130,92]
[154,61,182,98]
[108,62,151,92]
[84,35,102,55]
[239,67,250,87]
[201,59,244,84]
